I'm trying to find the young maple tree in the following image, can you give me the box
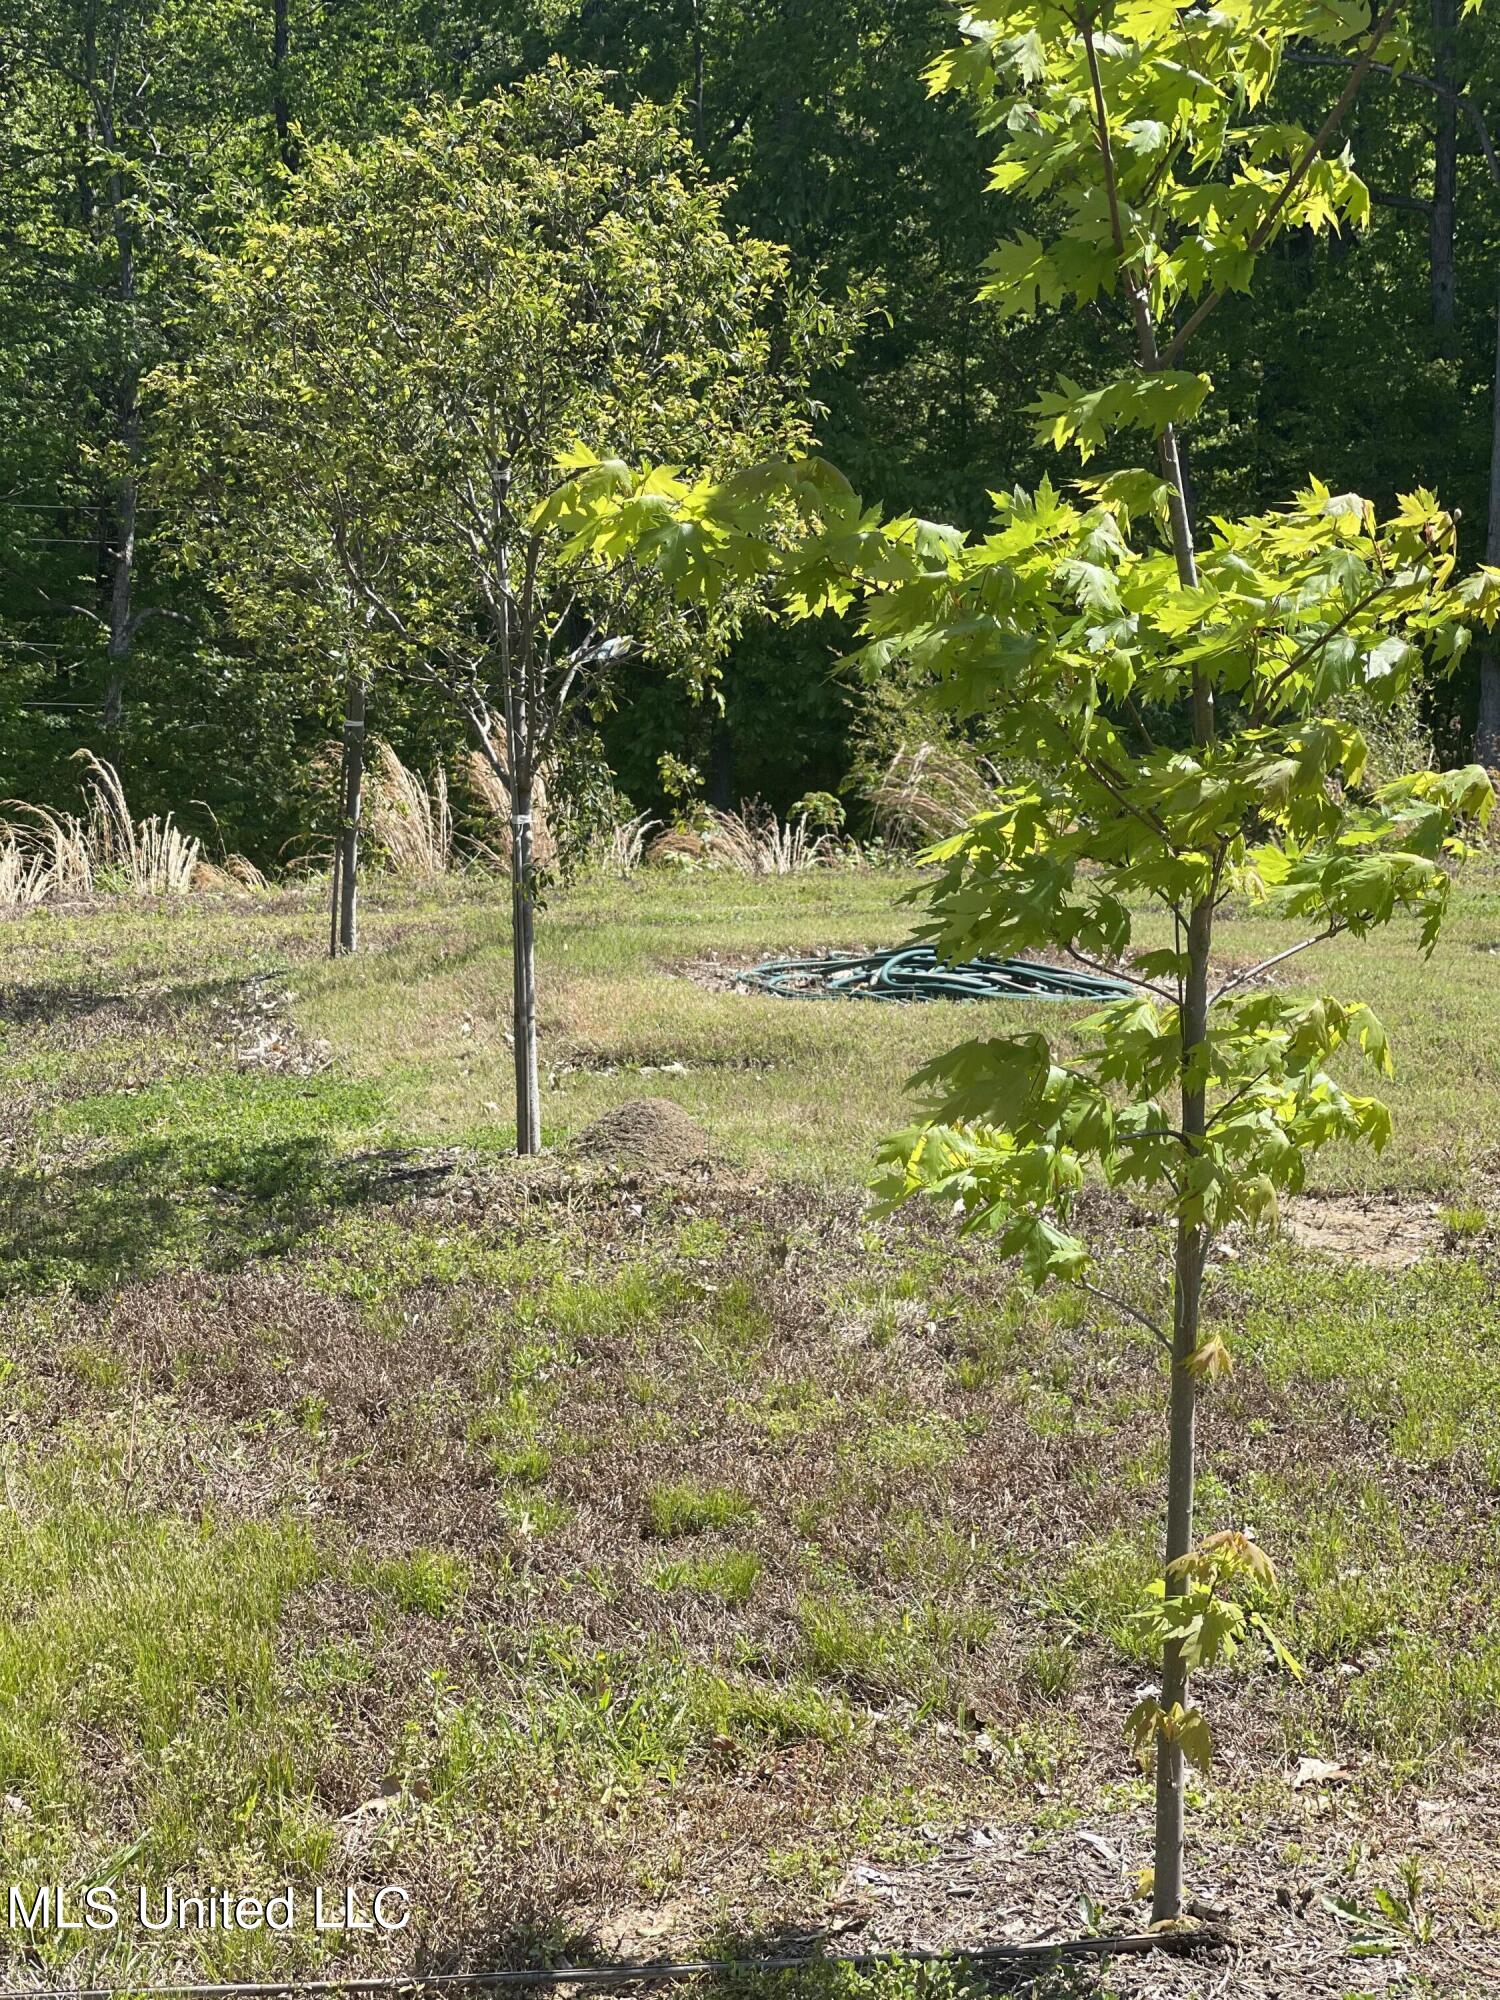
[157,65,823,1148]
[548,0,1497,1920]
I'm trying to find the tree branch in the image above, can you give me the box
[1162,1,1407,367]
[1078,9,1161,369]
[1252,579,1409,719]
[1209,922,1348,1004]
[122,604,194,641]
[1078,1278,1173,1354]
[1285,48,1500,191]
[1369,188,1432,217]
[1064,944,1177,1004]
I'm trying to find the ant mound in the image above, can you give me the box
[572,1096,710,1168]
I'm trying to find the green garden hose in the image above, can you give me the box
[739,944,1130,1003]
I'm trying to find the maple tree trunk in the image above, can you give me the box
[1155,887,1211,1924]
[1082,2,1212,1907]
[1146,416,1212,1924]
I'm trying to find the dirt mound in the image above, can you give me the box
[572,1096,710,1167]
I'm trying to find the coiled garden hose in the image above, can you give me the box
[739,944,1131,1003]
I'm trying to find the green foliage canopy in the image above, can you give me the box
[155,63,828,767]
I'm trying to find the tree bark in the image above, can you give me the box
[509,771,541,1154]
[1477,289,1500,767]
[330,670,365,956]
[690,0,705,152]
[101,378,140,738]
[1150,422,1212,1924]
[271,0,296,172]
[84,11,142,743]
[1430,0,1458,340]
[1124,303,1211,1934]
[490,496,542,1157]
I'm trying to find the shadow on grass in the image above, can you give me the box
[0,981,137,1026]
[0,1135,452,1298]
[401,1911,1105,2000]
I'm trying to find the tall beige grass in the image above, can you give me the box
[464,751,558,870]
[348,740,652,882]
[0,753,204,908]
[366,741,454,879]
[868,741,999,846]
[192,854,270,894]
[644,804,834,875]
[76,752,201,893]
[593,809,658,876]
[1,800,96,903]
[0,835,54,910]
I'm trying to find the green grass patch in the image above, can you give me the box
[357,1548,470,1617]
[649,1549,764,1605]
[49,1070,389,1144]
[1231,1250,1500,1473]
[644,1482,755,1539]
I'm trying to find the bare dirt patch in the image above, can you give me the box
[1283,1195,1443,1269]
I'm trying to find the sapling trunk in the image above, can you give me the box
[1151,404,1212,1924]
[510,774,541,1155]
[1078,16,1217,1898]
[1081,12,1217,1900]
[330,670,365,957]
[1153,892,1211,1923]
[492,505,542,1158]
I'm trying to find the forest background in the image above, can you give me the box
[4,0,1499,866]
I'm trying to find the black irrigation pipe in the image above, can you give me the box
[0,1932,1231,2000]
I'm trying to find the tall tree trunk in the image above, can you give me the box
[509,769,541,1154]
[492,504,541,1158]
[690,0,705,152]
[86,14,142,744]
[1477,289,1500,767]
[707,714,734,811]
[330,670,365,956]
[271,0,296,171]
[101,379,139,738]
[1430,0,1458,339]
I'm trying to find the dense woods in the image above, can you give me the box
[4,0,1500,866]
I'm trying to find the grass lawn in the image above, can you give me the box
[0,864,1497,1994]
